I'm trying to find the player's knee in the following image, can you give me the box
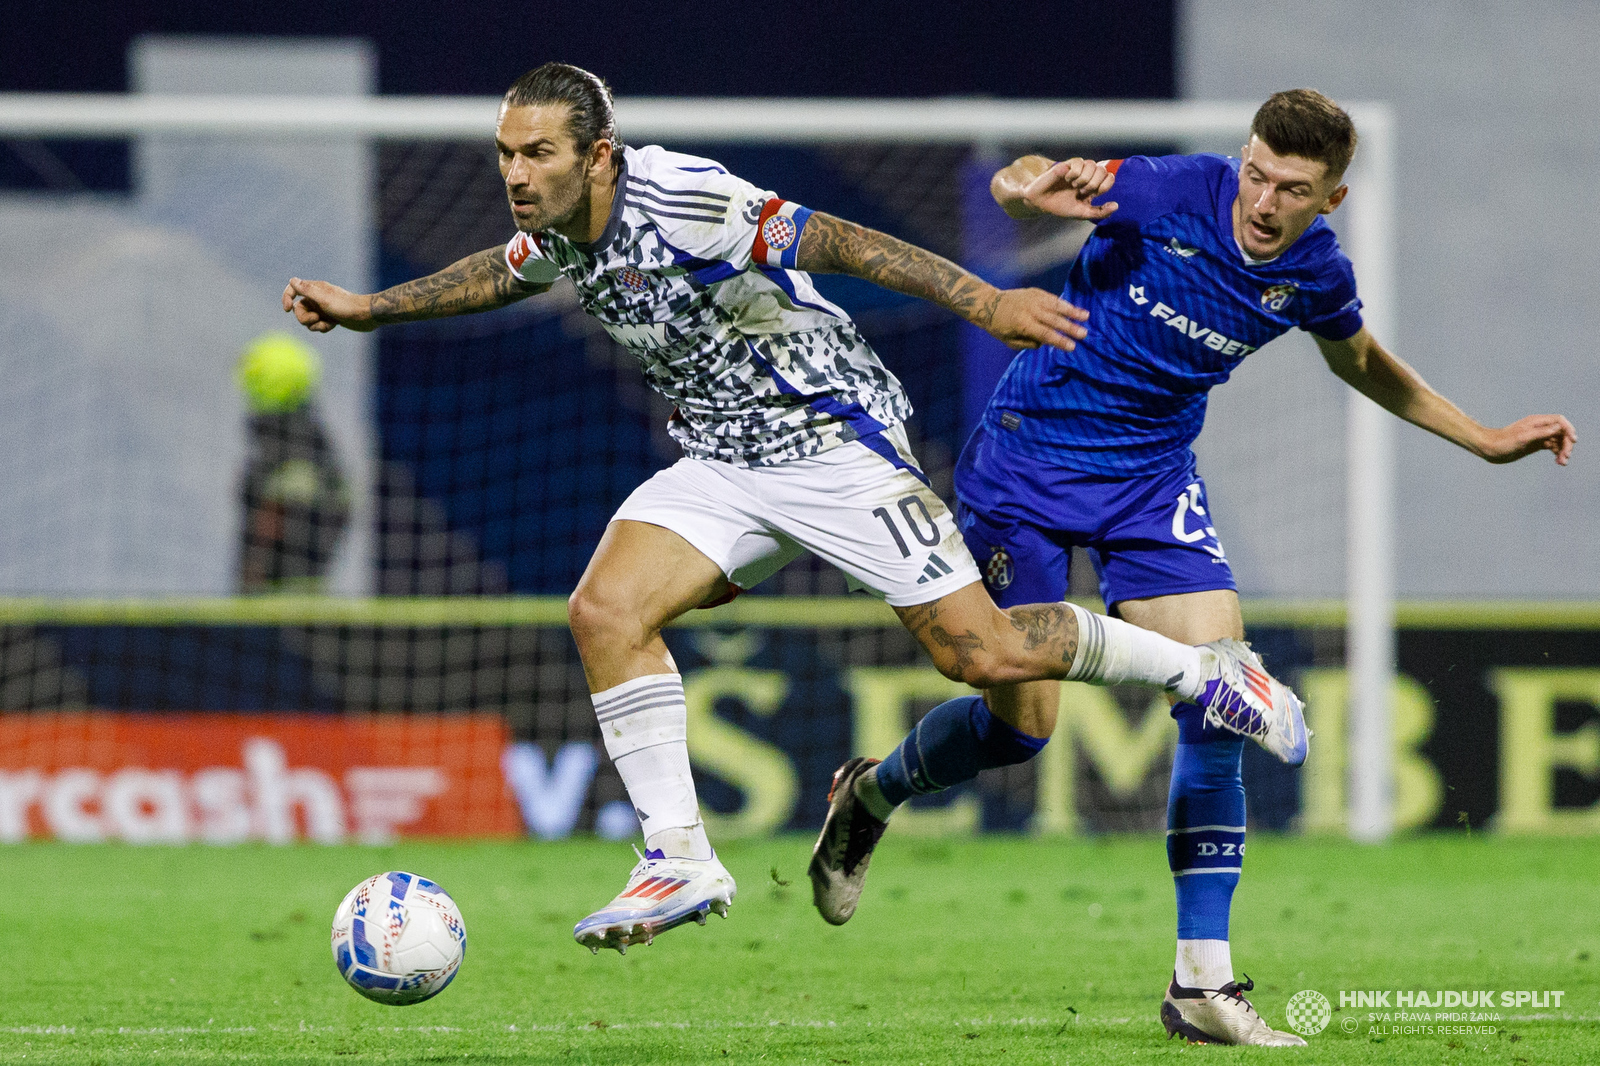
[566,583,639,653]
[962,659,1014,690]
[927,654,968,685]
[930,650,1009,690]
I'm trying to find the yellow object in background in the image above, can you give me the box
[237,332,322,414]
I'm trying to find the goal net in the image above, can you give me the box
[0,84,1396,842]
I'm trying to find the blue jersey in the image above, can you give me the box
[984,153,1364,476]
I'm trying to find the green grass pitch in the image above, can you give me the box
[4,834,1597,1064]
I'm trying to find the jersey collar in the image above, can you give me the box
[1233,234,1280,265]
[570,150,631,255]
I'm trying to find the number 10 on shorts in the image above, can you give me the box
[872,494,943,558]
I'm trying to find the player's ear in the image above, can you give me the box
[588,137,614,176]
[1319,183,1349,215]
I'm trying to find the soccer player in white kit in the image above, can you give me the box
[284,63,1308,954]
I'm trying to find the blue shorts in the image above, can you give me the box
[955,426,1236,611]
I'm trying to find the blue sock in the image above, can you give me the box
[874,695,1047,807]
[1166,702,1245,942]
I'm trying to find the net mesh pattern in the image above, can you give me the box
[0,131,1347,837]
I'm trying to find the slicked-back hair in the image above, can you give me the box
[503,63,622,158]
[1251,89,1358,180]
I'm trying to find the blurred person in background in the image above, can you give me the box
[236,332,350,593]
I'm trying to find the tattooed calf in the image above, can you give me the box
[1005,603,1073,652]
[928,625,986,678]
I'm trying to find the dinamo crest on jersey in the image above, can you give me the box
[761,213,798,252]
[984,547,1014,591]
[1260,283,1298,313]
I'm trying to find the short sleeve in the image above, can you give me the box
[625,161,814,272]
[1092,154,1216,228]
[1299,255,1364,340]
[504,232,561,285]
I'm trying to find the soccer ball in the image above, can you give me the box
[330,871,466,1005]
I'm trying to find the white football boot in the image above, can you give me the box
[1161,973,1308,1046]
[1194,639,1309,766]
[573,847,735,954]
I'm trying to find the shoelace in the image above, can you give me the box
[1210,974,1258,1012]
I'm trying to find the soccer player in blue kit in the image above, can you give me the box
[809,90,1576,1045]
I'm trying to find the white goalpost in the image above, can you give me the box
[0,93,1398,841]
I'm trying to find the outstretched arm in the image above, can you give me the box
[282,247,548,333]
[991,155,1119,222]
[1316,328,1576,465]
[795,212,1088,351]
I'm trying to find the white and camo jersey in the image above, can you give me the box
[504,144,913,467]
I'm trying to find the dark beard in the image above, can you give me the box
[510,157,590,235]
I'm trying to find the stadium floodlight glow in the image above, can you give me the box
[0,92,1397,841]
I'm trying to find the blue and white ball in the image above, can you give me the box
[331,871,466,1005]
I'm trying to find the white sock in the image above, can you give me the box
[1063,603,1203,700]
[1175,939,1234,989]
[853,764,896,821]
[592,673,712,860]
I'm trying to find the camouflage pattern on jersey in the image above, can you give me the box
[505,145,911,466]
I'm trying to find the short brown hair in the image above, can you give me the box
[1251,89,1358,180]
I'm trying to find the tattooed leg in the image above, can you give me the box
[893,582,1205,697]
[1005,602,1078,661]
[849,593,1234,831]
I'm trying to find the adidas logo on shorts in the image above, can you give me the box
[916,553,955,584]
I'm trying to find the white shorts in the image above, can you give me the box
[613,425,981,607]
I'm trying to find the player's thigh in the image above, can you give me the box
[891,578,1015,678]
[571,519,728,636]
[1094,465,1239,635]
[573,460,787,636]
[957,509,1071,736]
[1115,587,1243,645]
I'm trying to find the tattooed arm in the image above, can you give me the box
[794,211,1088,351]
[282,247,547,333]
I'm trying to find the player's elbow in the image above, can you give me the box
[990,178,1031,218]
[989,172,1011,208]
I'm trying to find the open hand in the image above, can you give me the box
[1021,158,1118,222]
[1478,414,1577,465]
[282,277,378,333]
[984,288,1090,351]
